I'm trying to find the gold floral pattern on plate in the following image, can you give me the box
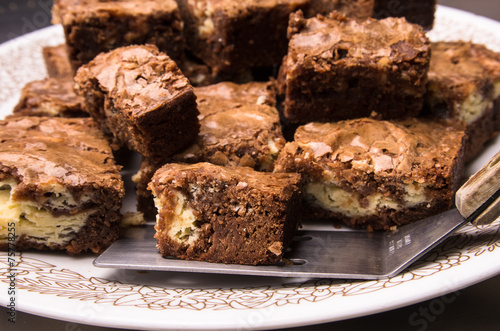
[1,218,498,311]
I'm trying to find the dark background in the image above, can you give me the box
[0,1,499,331]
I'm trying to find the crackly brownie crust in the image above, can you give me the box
[177,0,309,77]
[150,163,301,265]
[134,81,284,219]
[13,77,87,118]
[0,116,124,254]
[74,44,199,163]
[53,0,185,70]
[274,118,465,230]
[175,81,283,169]
[42,44,74,78]
[278,11,430,124]
[373,0,437,30]
[423,42,500,162]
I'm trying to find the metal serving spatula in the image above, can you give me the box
[94,151,500,280]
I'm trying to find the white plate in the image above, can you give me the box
[1,5,500,331]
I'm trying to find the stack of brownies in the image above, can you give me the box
[1,0,499,266]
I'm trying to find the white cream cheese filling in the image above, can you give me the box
[155,190,200,246]
[304,181,429,217]
[189,0,215,36]
[0,179,91,246]
[494,81,500,99]
[457,91,494,124]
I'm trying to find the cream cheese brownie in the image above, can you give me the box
[278,11,430,124]
[274,118,466,231]
[423,42,500,162]
[13,78,87,118]
[149,163,301,265]
[177,0,309,78]
[52,0,185,71]
[0,116,124,254]
[134,81,284,219]
[74,44,199,163]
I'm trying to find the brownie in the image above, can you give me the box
[307,0,375,20]
[278,11,430,124]
[13,78,87,118]
[423,42,500,162]
[461,43,500,135]
[373,0,437,31]
[52,0,185,71]
[176,81,283,168]
[133,157,161,220]
[134,81,284,219]
[42,44,74,78]
[274,118,466,231]
[74,44,199,163]
[0,116,124,254]
[179,54,254,87]
[150,163,301,265]
[177,0,309,77]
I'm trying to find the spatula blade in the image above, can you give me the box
[94,209,466,280]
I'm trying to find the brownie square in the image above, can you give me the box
[177,0,309,77]
[175,81,283,169]
[134,81,284,219]
[74,44,199,163]
[53,0,185,70]
[423,42,500,162]
[13,78,87,118]
[0,116,124,254]
[150,163,301,265]
[307,0,375,20]
[278,11,431,124]
[42,44,74,78]
[179,54,254,87]
[373,0,437,30]
[274,118,466,230]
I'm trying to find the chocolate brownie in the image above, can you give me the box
[460,43,500,134]
[150,163,301,265]
[176,81,283,169]
[133,158,160,220]
[373,0,437,30]
[42,44,74,78]
[52,0,185,71]
[177,0,309,77]
[307,0,375,20]
[13,78,87,118]
[278,11,430,124]
[423,42,500,162]
[134,81,284,219]
[274,118,466,231]
[179,54,253,87]
[0,116,124,254]
[74,44,199,163]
